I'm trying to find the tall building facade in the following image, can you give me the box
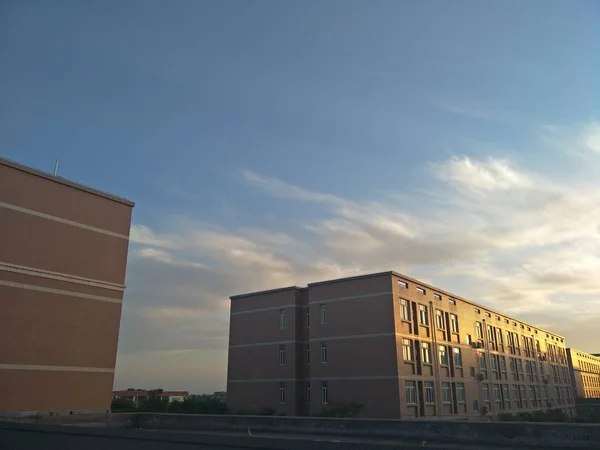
[567,349,600,399]
[0,157,134,416]
[227,271,575,419]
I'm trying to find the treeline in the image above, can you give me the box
[111,394,227,414]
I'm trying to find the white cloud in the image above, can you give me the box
[118,151,600,393]
[582,121,600,153]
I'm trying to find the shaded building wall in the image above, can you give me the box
[567,348,600,399]
[0,158,134,415]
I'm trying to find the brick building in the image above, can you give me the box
[0,157,134,416]
[227,271,575,419]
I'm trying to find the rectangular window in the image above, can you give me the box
[320,305,327,325]
[405,381,417,404]
[398,280,408,289]
[307,385,311,403]
[419,304,429,326]
[476,322,483,339]
[474,308,481,314]
[493,385,500,402]
[400,299,411,321]
[416,287,426,295]
[479,353,487,370]
[402,339,414,362]
[485,312,491,318]
[321,383,328,404]
[424,381,435,403]
[512,385,519,401]
[442,382,452,403]
[497,329,504,345]
[449,299,456,305]
[517,359,523,374]
[434,293,442,301]
[487,325,494,341]
[453,348,462,367]
[456,382,466,403]
[528,386,534,401]
[280,309,286,329]
[307,346,310,365]
[435,310,445,329]
[280,384,285,404]
[499,356,507,372]
[422,342,431,364]
[321,343,328,363]
[490,355,498,371]
[450,314,459,333]
[483,384,490,402]
[439,345,449,365]
[279,345,286,365]
[509,358,516,374]
[306,309,310,328]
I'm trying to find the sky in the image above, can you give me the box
[1,1,599,394]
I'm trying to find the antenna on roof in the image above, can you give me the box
[53,159,59,176]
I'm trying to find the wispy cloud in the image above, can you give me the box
[436,101,521,123]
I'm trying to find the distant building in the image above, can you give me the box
[112,390,189,404]
[212,391,227,403]
[227,271,575,419]
[566,349,600,399]
[0,157,134,417]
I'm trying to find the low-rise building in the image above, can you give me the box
[227,271,575,419]
[112,389,188,404]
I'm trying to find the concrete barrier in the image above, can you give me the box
[135,413,600,448]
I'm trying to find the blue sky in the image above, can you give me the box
[2,1,599,393]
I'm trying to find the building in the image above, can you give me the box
[0,157,134,416]
[227,271,575,419]
[566,349,600,399]
[112,390,189,404]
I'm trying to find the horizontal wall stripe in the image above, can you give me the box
[228,375,481,383]
[0,261,125,292]
[310,332,395,342]
[229,340,308,349]
[0,280,122,304]
[228,378,301,383]
[309,291,392,305]
[0,201,129,240]
[0,363,114,373]
[231,304,304,316]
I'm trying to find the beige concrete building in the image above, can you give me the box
[567,349,600,399]
[0,157,134,416]
[227,271,575,419]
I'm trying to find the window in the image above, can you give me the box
[505,319,509,324]
[482,384,490,402]
[320,305,327,325]
[450,314,459,333]
[497,329,504,345]
[479,353,487,370]
[439,345,449,365]
[473,400,480,412]
[279,345,286,365]
[321,382,328,404]
[280,384,285,404]
[485,312,491,318]
[398,280,408,289]
[502,385,510,401]
[495,315,500,321]
[306,309,310,328]
[419,304,429,326]
[307,385,311,403]
[421,342,431,364]
[405,381,417,404]
[493,385,500,402]
[490,355,498,371]
[400,299,411,321]
[280,309,286,329]
[499,356,507,372]
[474,308,481,314]
[487,325,494,341]
[416,287,426,295]
[434,293,442,301]
[307,346,311,365]
[449,299,456,305]
[424,381,435,403]
[453,348,462,367]
[466,334,472,344]
[321,343,328,363]
[516,359,523,375]
[476,322,483,339]
[509,358,516,374]
[528,386,534,401]
[456,383,466,403]
[512,385,519,401]
[402,339,414,362]
[435,310,445,329]
[442,382,452,403]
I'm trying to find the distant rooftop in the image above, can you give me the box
[1,156,135,207]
